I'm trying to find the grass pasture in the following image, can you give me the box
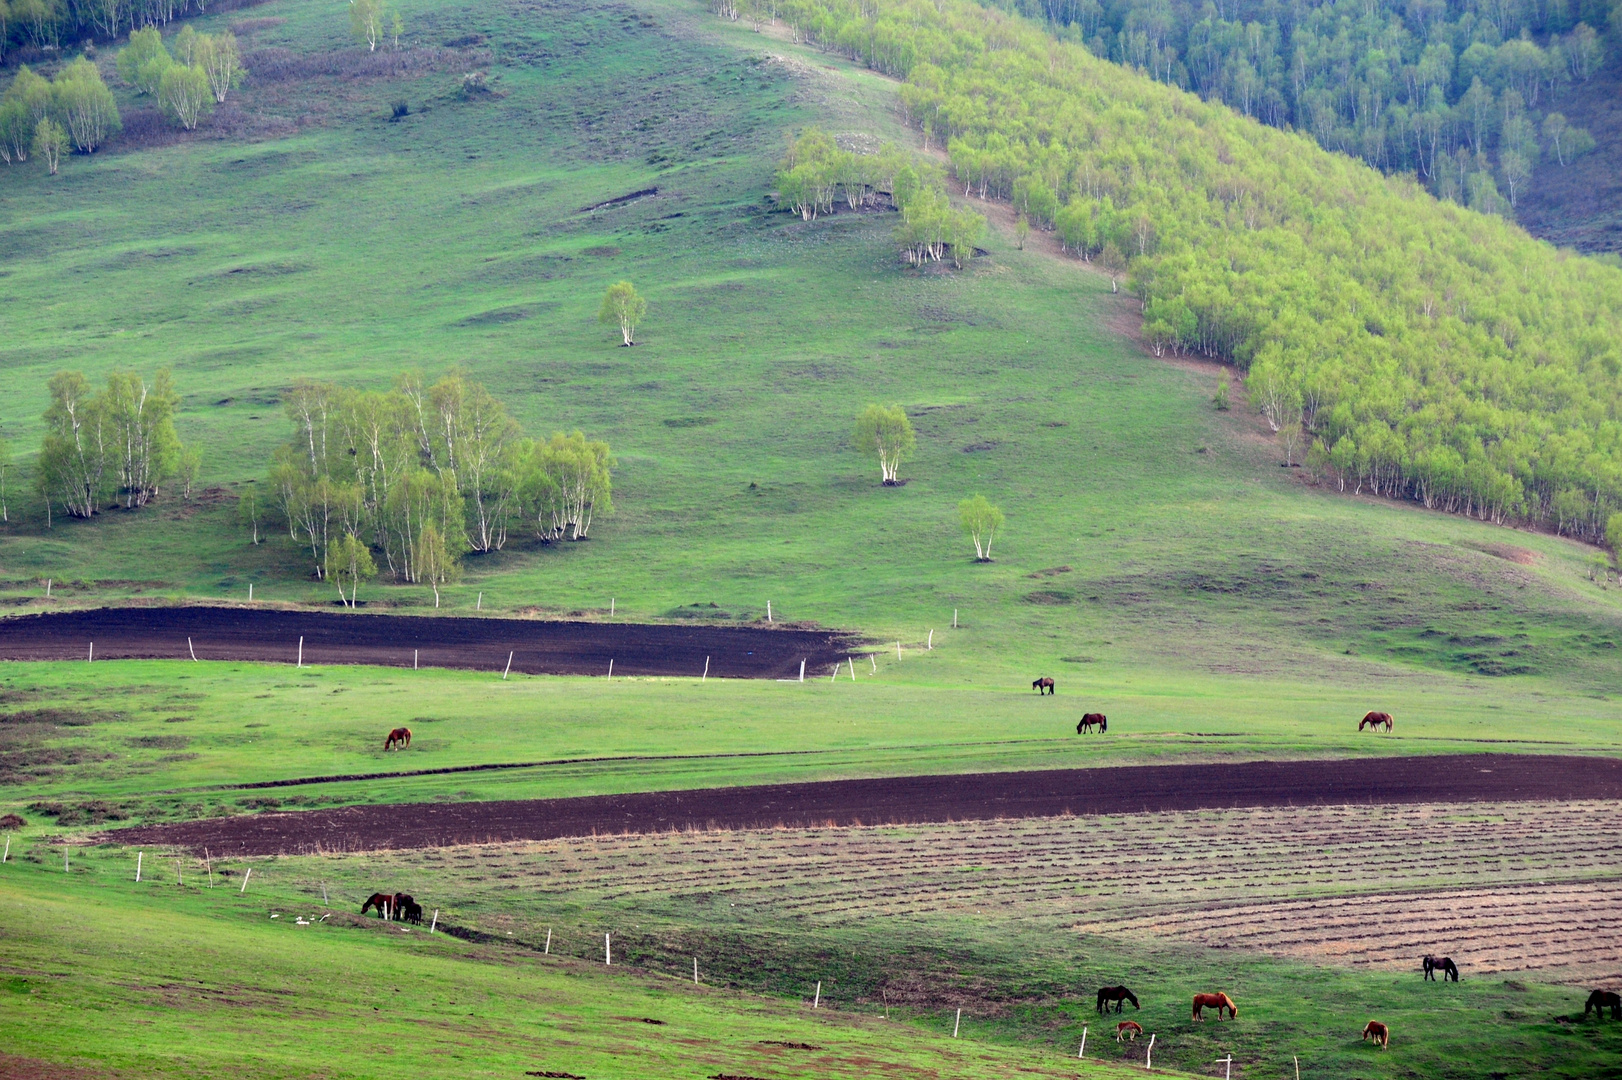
[1,0,1621,1076]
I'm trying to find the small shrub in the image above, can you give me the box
[390,99,409,119]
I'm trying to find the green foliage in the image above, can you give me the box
[853,404,916,484]
[781,0,1622,541]
[1213,376,1230,411]
[157,63,210,130]
[196,31,245,104]
[265,374,611,585]
[30,115,64,173]
[116,27,171,95]
[597,280,647,345]
[325,531,377,607]
[50,57,119,153]
[977,0,1611,211]
[349,0,387,51]
[958,493,1003,560]
[1607,512,1622,556]
[34,369,182,521]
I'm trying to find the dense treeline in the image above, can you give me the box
[0,0,224,62]
[776,127,986,265]
[775,0,1622,539]
[981,0,1614,211]
[264,374,613,594]
[35,368,191,522]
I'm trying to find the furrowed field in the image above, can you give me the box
[2,0,1621,1075]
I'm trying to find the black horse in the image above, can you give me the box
[1096,985,1139,1013]
[1423,955,1459,982]
[1587,989,1622,1019]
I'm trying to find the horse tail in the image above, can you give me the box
[1100,715,1108,732]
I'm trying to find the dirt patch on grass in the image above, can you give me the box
[0,607,859,680]
[99,753,1622,855]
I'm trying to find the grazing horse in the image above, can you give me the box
[1423,955,1459,982]
[384,726,412,750]
[1077,712,1108,734]
[1033,677,1055,695]
[1586,990,1622,1019]
[1115,1021,1143,1042]
[1359,711,1393,732]
[1192,993,1237,1021]
[392,893,416,921]
[399,900,423,925]
[1362,1021,1389,1048]
[361,892,394,918]
[1096,985,1139,1013]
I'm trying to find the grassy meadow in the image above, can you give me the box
[2,0,1622,1076]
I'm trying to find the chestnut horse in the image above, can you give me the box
[1586,990,1621,1019]
[1078,713,1108,734]
[1359,711,1393,732]
[1423,955,1459,981]
[1033,677,1055,695]
[385,727,412,750]
[1096,985,1139,1013]
[1362,1021,1389,1048]
[361,892,394,918]
[1192,993,1237,1021]
[1115,1021,1143,1041]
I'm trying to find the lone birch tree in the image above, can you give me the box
[598,281,647,346]
[326,532,377,607]
[958,494,1004,561]
[853,404,915,485]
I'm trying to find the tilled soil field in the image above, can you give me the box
[104,752,1622,855]
[0,607,859,679]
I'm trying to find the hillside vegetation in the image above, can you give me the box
[780,0,1622,542]
[986,0,1615,216]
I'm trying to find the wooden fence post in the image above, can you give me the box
[953,1008,961,1038]
[703,656,710,681]
[503,651,514,679]
[813,981,820,1008]
[188,637,198,661]
[605,933,611,965]
[297,637,303,668]
[135,851,142,882]
[1079,1025,1087,1058]
[239,867,252,893]
[1145,1033,1154,1070]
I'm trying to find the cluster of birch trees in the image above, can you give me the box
[257,374,613,602]
[0,58,118,169]
[116,24,242,130]
[35,368,193,523]
[776,127,986,267]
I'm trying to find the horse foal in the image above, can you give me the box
[1363,1020,1389,1048]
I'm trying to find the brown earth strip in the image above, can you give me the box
[0,607,858,680]
[103,753,1622,856]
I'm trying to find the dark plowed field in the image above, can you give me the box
[0,607,859,679]
[105,753,1622,855]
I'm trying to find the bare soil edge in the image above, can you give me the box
[102,753,1622,856]
[0,607,861,680]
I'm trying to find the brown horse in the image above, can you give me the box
[1586,990,1621,1019]
[362,892,394,917]
[1423,955,1459,981]
[1192,992,1237,1021]
[1115,1021,1143,1041]
[1033,677,1055,695]
[1362,1020,1389,1048]
[1077,713,1108,734]
[384,727,412,750]
[1359,711,1393,732]
[1096,985,1139,1013]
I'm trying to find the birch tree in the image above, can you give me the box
[102,368,180,507]
[853,404,915,485]
[197,30,244,103]
[958,494,1004,561]
[598,280,647,346]
[326,532,377,607]
[31,116,64,173]
[350,0,385,51]
[158,63,210,130]
[526,431,613,540]
[238,485,260,543]
[413,521,455,607]
[37,371,109,520]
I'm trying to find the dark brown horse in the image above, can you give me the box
[385,726,412,750]
[1359,711,1393,732]
[1192,992,1237,1020]
[1077,713,1108,734]
[392,893,416,920]
[1586,990,1621,1019]
[1423,955,1459,981]
[1096,985,1139,1013]
[1033,677,1055,695]
[362,892,394,918]
[1362,1020,1389,1048]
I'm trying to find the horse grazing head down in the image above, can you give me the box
[1033,677,1055,695]
[1359,711,1393,731]
[1586,989,1622,1019]
[1362,1020,1389,1048]
[1192,992,1237,1020]
[1078,712,1107,734]
[385,727,412,750]
[1423,955,1459,981]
